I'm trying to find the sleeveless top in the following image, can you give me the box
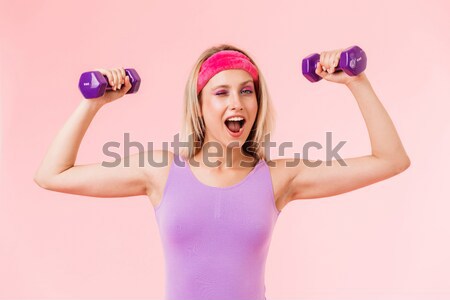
[153,153,281,300]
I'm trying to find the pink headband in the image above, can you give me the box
[197,50,259,95]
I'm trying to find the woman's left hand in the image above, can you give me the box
[315,48,365,85]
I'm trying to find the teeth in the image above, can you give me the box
[226,116,244,122]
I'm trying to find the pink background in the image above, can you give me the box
[1,0,449,299]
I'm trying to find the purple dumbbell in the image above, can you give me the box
[78,68,141,99]
[302,45,367,82]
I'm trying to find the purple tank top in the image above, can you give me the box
[153,153,281,300]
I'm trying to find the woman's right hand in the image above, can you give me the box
[90,67,133,105]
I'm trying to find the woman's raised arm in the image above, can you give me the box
[34,68,157,198]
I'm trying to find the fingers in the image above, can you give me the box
[94,68,115,88]
[95,67,127,91]
[315,61,327,78]
[114,68,126,90]
[319,52,328,72]
[330,50,341,73]
[318,49,342,74]
[115,69,121,89]
[120,68,126,83]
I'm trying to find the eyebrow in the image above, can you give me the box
[211,80,254,90]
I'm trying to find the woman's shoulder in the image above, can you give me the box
[265,157,302,184]
[145,149,175,167]
[143,150,176,191]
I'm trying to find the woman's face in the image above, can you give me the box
[199,69,258,152]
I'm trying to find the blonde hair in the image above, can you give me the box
[178,44,276,163]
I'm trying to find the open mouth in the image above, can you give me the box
[224,119,246,134]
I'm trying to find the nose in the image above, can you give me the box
[229,92,244,110]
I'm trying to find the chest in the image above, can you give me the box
[149,161,290,213]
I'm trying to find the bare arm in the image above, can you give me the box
[34,68,152,198]
[283,49,410,202]
[346,73,410,166]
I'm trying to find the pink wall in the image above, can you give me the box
[1,0,449,299]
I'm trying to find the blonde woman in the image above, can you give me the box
[34,44,410,300]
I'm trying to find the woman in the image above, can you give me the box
[34,44,410,300]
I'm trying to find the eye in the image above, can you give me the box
[215,89,253,96]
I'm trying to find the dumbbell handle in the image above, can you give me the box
[311,49,365,73]
[104,71,131,90]
[317,62,343,72]
[101,69,139,91]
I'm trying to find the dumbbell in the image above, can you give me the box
[302,45,367,82]
[78,68,141,99]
